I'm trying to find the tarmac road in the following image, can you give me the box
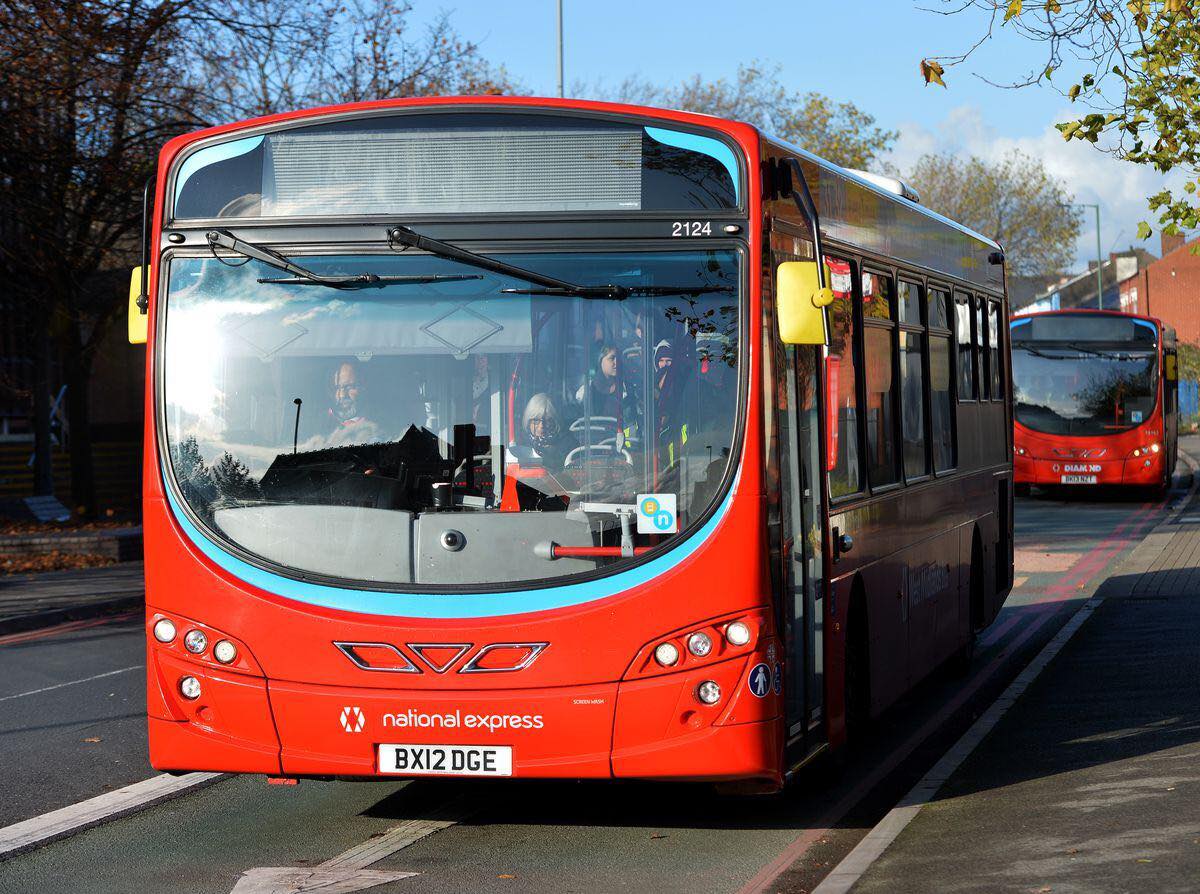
[0,468,1185,894]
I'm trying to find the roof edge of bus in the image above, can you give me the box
[158,95,763,164]
[760,133,1004,254]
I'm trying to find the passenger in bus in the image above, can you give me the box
[574,344,629,422]
[519,393,576,471]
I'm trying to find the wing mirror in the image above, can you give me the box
[128,266,147,344]
[776,260,834,345]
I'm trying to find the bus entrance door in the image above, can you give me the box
[782,341,827,745]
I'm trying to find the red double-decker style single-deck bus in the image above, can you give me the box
[128,97,1013,790]
[1011,309,1178,494]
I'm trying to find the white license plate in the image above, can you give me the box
[1060,475,1097,484]
[377,743,512,776]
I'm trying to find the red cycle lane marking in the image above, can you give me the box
[738,498,1165,894]
[0,611,140,647]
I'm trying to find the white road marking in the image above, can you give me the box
[0,772,222,860]
[0,665,142,703]
[230,798,467,892]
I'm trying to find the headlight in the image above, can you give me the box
[725,621,751,646]
[179,676,202,700]
[184,629,208,654]
[213,640,238,665]
[654,642,680,667]
[696,680,721,705]
[152,618,176,643]
[687,632,713,657]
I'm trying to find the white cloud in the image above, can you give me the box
[883,105,1191,272]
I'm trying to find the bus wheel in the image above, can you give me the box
[844,584,870,748]
[950,536,983,676]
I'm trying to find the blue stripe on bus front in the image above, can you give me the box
[643,127,741,203]
[162,477,735,620]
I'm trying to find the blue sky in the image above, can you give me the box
[411,1,1181,273]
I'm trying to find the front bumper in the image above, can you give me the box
[147,631,784,784]
[1014,451,1164,486]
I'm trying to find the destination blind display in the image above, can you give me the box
[171,112,741,219]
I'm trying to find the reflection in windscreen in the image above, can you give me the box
[163,250,740,587]
[1012,347,1157,437]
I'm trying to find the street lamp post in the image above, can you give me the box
[1066,202,1104,309]
[556,0,564,98]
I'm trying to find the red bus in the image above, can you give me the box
[1010,309,1178,494]
[128,97,1013,790]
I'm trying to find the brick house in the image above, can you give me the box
[1120,234,1200,344]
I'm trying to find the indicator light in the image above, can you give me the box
[696,680,721,705]
[179,676,202,700]
[184,629,208,654]
[654,642,680,667]
[725,621,751,646]
[687,632,713,657]
[213,640,238,665]
[1015,446,1027,456]
[153,618,176,643]
[1152,443,1161,453]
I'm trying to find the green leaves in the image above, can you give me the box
[1137,221,1153,240]
[1004,0,1023,22]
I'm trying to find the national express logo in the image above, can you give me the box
[382,709,545,733]
[340,706,366,733]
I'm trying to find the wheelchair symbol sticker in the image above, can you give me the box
[636,493,677,534]
[748,663,771,698]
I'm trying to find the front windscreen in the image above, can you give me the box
[162,249,740,587]
[1012,346,1158,436]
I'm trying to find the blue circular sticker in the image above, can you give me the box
[748,663,772,698]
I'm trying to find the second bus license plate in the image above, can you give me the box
[378,743,512,776]
[1060,475,1097,484]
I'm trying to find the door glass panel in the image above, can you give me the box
[901,331,928,478]
[825,256,861,498]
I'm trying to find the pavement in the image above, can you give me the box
[0,562,144,635]
[848,443,1200,893]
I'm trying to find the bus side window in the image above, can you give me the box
[976,296,989,400]
[898,279,928,480]
[825,255,862,498]
[954,292,975,400]
[929,288,955,471]
[988,301,1003,399]
[863,270,899,487]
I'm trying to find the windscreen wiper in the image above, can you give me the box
[501,284,732,298]
[207,230,481,290]
[385,225,731,300]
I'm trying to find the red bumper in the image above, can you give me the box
[1014,452,1163,486]
[147,624,784,785]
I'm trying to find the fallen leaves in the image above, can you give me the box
[1,551,118,576]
